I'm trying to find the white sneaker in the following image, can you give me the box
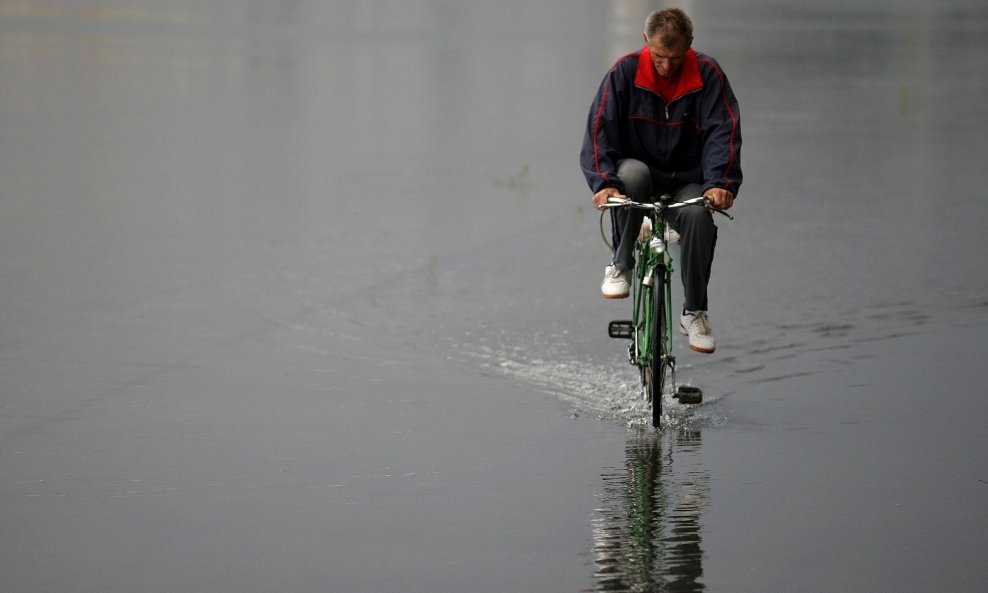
[601,265,631,299]
[680,311,716,353]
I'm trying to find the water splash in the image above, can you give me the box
[456,337,722,430]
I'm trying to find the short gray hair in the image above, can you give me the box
[644,8,694,47]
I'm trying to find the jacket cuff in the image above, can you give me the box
[595,179,624,194]
[702,182,738,199]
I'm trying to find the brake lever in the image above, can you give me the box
[702,198,735,220]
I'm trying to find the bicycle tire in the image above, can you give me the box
[645,270,667,427]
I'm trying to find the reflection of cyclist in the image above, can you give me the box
[580,8,742,354]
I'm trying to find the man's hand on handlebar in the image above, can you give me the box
[703,188,734,210]
[593,187,624,211]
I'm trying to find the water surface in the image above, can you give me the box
[2,1,987,592]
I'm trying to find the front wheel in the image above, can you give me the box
[645,271,667,427]
[644,353,665,427]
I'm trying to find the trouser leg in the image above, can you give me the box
[610,159,652,271]
[668,183,718,312]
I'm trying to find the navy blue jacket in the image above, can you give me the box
[580,46,742,197]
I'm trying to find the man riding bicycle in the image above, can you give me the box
[580,8,742,354]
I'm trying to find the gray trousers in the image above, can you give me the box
[609,159,718,312]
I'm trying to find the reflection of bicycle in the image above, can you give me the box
[592,431,708,592]
[602,195,733,427]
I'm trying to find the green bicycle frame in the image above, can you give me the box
[631,217,676,384]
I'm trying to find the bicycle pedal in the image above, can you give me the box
[608,320,635,339]
[674,386,703,405]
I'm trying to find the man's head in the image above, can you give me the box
[643,8,694,79]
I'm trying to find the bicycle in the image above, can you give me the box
[601,194,733,427]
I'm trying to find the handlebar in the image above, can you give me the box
[601,195,734,220]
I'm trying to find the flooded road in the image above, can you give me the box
[2,1,987,591]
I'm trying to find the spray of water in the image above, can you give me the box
[454,332,723,430]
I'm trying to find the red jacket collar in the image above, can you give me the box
[634,46,703,103]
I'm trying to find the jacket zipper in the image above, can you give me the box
[665,87,702,121]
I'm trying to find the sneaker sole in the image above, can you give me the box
[681,325,715,353]
[602,293,629,299]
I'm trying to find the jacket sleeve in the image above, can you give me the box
[580,63,628,194]
[697,57,743,197]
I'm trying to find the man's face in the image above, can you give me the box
[645,35,691,79]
